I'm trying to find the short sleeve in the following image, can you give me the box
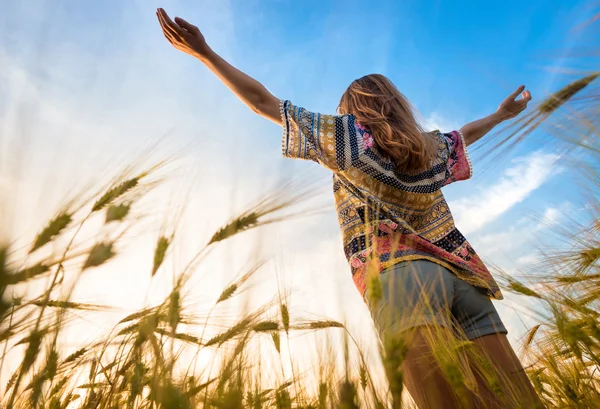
[442,130,473,186]
[280,100,357,172]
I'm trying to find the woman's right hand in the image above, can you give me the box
[156,8,211,59]
[496,85,532,121]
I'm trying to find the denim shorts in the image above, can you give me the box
[366,260,507,340]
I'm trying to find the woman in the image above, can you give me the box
[156,8,541,408]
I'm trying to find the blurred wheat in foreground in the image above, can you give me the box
[1,73,600,409]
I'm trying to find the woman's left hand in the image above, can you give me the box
[496,85,532,120]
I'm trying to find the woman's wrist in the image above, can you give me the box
[490,111,506,124]
[194,45,215,62]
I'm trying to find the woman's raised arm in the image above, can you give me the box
[157,8,281,124]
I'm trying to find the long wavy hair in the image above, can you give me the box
[338,74,436,173]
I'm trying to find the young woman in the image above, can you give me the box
[156,8,541,408]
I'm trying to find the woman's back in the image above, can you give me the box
[280,100,501,299]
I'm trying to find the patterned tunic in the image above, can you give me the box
[280,100,502,300]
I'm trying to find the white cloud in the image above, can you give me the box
[450,151,562,235]
[516,254,541,265]
[537,202,573,228]
[470,201,572,279]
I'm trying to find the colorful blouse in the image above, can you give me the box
[279,100,502,300]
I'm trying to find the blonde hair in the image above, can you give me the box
[338,74,436,173]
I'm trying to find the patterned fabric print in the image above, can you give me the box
[280,100,502,300]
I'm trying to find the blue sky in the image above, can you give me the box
[0,0,596,374]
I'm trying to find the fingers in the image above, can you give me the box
[156,13,173,44]
[174,17,199,34]
[162,27,178,45]
[157,8,185,39]
[518,90,532,111]
[508,85,526,101]
[157,10,178,39]
[517,90,532,113]
[157,11,179,42]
